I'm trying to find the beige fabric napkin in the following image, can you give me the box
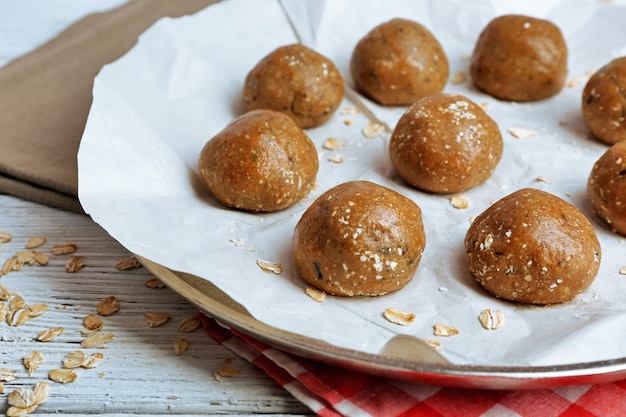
[0,0,218,213]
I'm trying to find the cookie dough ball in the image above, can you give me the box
[470,15,568,102]
[465,188,601,305]
[389,93,503,193]
[198,109,318,212]
[243,44,344,129]
[293,181,426,296]
[350,18,449,106]
[588,140,626,235]
[582,57,626,145]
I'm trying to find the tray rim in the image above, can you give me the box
[138,255,626,390]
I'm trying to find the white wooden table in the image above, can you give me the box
[0,195,312,416]
[0,2,311,415]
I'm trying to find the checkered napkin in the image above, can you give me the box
[199,313,626,417]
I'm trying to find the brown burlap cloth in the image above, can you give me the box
[0,0,218,214]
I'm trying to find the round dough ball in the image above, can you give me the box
[198,109,319,212]
[293,181,426,297]
[588,140,626,235]
[465,188,601,305]
[350,18,449,106]
[389,93,503,193]
[243,44,344,129]
[470,15,568,102]
[582,57,626,145]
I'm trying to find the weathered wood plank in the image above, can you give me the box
[0,195,311,415]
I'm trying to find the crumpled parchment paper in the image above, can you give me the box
[78,0,626,366]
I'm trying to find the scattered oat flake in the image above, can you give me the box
[63,350,87,369]
[383,308,416,326]
[0,284,11,301]
[7,390,34,410]
[83,314,103,331]
[6,402,39,416]
[433,323,459,337]
[7,381,49,414]
[10,294,26,311]
[451,70,467,84]
[0,383,3,395]
[23,351,44,376]
[256,259,283,275]
[0,231,12,243]
[174,338,190,356]
[28,303,49,318]
[215,366,240,380]
[144,311,171,328]
[362,121,386,138]
[8,308,37,327]
[81,332,115,348]
[450,194,471,209]
[144,276,165,288]
[33,252,49,265]
[115,255,142,270]
[37,327,64,342]
[328,154,344,163]
[82,352,105,369]
[0,368,16,382]
[2,256,21,274]
[479,309,506,330]
[96,295,120,316]
[344,119,354,126]
[32,382,50,405]
[341,106,360,115]
[49,368,77,384]
[0,303,9,322]
[16,251,35,264]
[6,303,48,327]
[620,266,626,275]
[65,256,84,273]
[305,285,326,303]
[50,242,77,255]
[25,237,46,249]
[536,176,552,184]
[508,127,538,139]
[422,338,442,350]
[178,316,202,333]
[322,137,344,151]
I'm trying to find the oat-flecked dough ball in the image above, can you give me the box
[293,181,426,297]
[465,188,601,305]
[582,57,626,145]
[470,15,568,102]
[243,44,344,129]
[389,93,503,194]
[198,109,319,212]
[588,140,626,235]
[350,18,449,106]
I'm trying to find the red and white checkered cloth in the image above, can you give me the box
[199,313,626,417]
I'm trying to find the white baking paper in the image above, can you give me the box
[78,0,626,366]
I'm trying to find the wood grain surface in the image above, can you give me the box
[0,197,311,416]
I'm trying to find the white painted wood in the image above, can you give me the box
[0,194,312,415]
